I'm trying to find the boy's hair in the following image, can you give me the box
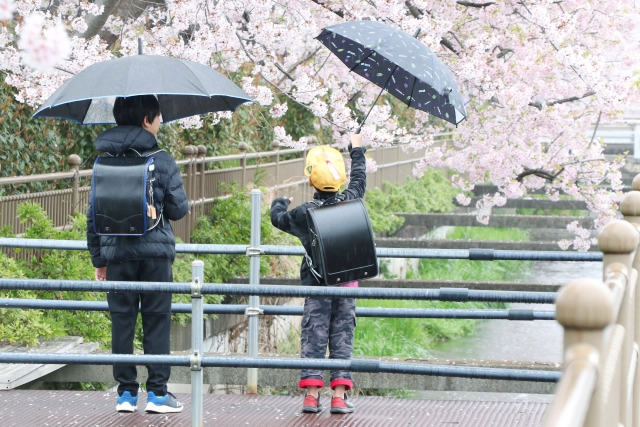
[304,146,346,192]
[113,95,161,127]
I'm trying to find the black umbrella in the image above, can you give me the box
[34,40,252,124]
[316,20,466,132]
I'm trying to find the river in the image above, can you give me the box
[428,261,603,363]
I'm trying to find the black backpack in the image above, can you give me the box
[305,197,378,285]
[91,149,164,236]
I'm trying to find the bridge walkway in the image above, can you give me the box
[0,391,548,427]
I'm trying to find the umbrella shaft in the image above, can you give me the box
[356,71,395,134]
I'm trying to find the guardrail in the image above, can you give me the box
[0,237,604,261]
[0,133,455,241]
[541,189,640,427]
[0,188,570,427]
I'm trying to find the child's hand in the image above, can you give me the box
[288,197,294,203]
[350,133,362,148]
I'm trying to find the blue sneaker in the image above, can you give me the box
[116,391,138,412]
[145,391,184,414]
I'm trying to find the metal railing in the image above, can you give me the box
[541,187,640,427]
[0,188,572,426]
[0,133,455,241]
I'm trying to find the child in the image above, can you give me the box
[270,133,365,414]
[87,95,188,413]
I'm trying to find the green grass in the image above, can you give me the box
[516,208,585,217]
[351,226,530,358]
[353,299,505,358]
[445,226,529,242]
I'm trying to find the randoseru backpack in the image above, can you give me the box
[91,148,164,236]
[305,197,378,285]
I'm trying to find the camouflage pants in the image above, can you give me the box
[299,297,356,388]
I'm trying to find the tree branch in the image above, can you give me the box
[440,37,461,56]
[310,0,344,18]
[516,167,564,183]
[456,1,496,7]
[276,47,321,86]
[78,0,123,39]
[275,62,295,81]
[405,0,423,18]
[528,91,596,109]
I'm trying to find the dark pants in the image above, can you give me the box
[299,297,356,390]
[106,259,173,396]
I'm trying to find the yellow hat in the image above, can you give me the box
[304,146,346,192]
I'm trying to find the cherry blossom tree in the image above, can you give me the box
[1,0,639,250]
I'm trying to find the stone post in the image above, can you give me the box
[598,220,638,278]
[597,220,638,427]
[620,190,640,427]
[67,154,81,213]
[556,278,613,427]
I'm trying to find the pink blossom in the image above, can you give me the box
[17,14,71,72]
[269,103,288,118]
[0,0,15,21]
[456,193,471,206]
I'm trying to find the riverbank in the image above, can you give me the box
[353,227,531,358]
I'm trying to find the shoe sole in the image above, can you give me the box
[330,407,355,414]
[302,406,324,413]
[145,403,184,414]
[116,402,137,413]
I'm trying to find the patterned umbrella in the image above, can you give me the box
[316,20,466,131]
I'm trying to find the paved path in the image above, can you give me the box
[0,391,548,427]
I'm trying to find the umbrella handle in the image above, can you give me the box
[355,127,361,135]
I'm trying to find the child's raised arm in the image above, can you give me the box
[341,133,366,200]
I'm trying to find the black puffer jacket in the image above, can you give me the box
[270,146,367,285]
[86,126,189,268]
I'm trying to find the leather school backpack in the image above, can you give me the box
[91,148,164,236]
[305,197,378,285]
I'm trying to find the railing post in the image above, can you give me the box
[197,145,206,216]
[183,146,196,243]
[556,278,613,427]
[189,146,198,234]
[239,142,248,188]
[246,189,262,394]
[273,140,280,197]
[596,221,638,427]
[620,191,640,427]
[190,260,204,427]
[67,154,81,213]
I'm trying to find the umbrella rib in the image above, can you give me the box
[407,74,418,108]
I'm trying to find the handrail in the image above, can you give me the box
[541,344,599,427]
[0,352,560,382]
[0,278,558,303]
[0,133,455,186]
[0,298,557,320]
[0,237,605,262]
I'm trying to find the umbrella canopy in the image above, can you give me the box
[316,20,466,126]
[34,54,253,124]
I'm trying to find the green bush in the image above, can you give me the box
[2,203,113,347]
[364,169,458,234]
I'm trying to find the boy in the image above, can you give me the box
[270,133,365,414]
[87,95,189,413]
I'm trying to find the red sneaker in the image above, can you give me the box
[330,395,355,414]
[302,394,323,413]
